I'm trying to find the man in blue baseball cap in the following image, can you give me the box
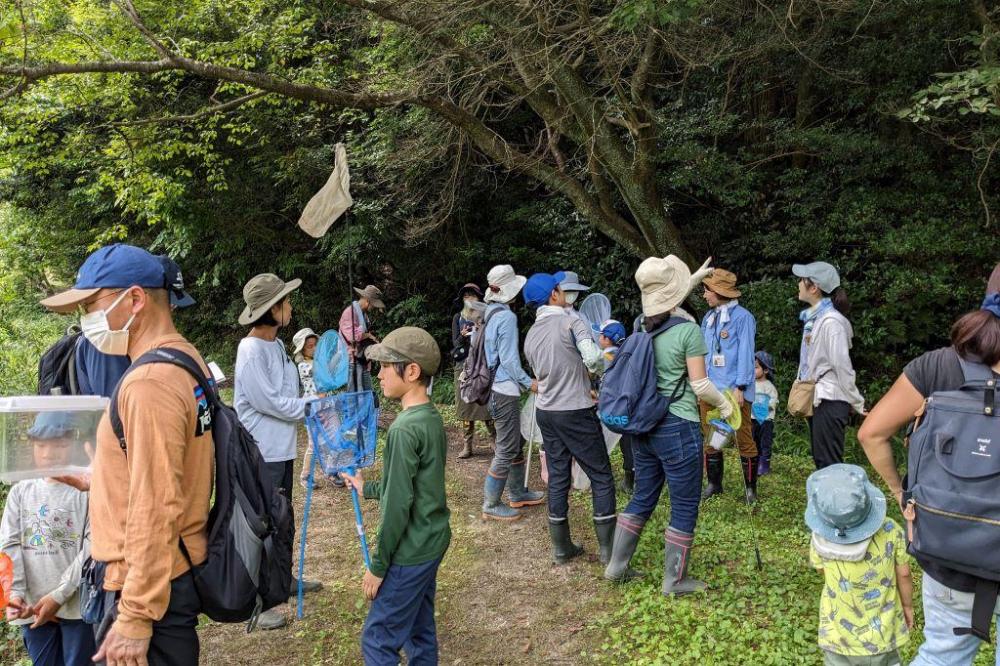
[523,273,617,567]
[40,243,211,665]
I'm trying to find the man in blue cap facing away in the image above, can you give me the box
[522,273,617,566]
[40,243,210,666]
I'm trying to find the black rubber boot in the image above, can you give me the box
[548,519,584,564]
[701,453,724,501]
[604,513,646,582]
[618,469,635,495]
[742,456,759,504]
[594,516,617,566]
[662,527,707,596]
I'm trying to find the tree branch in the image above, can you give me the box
[108,91,267,126]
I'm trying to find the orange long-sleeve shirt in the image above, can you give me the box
[89,334,214,640]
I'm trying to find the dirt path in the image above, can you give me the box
[199,411,615,664]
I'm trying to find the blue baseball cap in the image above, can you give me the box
[158,255,196,309]
[523,272,566,307]
[40,244,182,313]
[593,319,627,345]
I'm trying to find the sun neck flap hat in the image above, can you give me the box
[364,326,441,376]
[41,243,177,314]
[239,273,302,326]
[593,319,627,345]
[484,265,527,304]
[635,255,691,318]
[793,262,841,294]
[559,271,591,292]
[805,464,886,546]
[702,268,741,299]
[292,328,318,356]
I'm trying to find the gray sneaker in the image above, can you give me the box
[256,607,288,631]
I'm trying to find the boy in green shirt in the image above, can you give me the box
[341,326,451,666]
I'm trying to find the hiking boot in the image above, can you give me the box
[482,474,522,522]
[618,469,635,495]
[548,519,584,564]
[604,513,646,582]
[702,453,724,501]
[594,516,616,566]
[288,578,324,598]
[506,460,545,508]
[662,527,707,596]
[257,607,288,630]
[459,421,475,459]
[742,456,759,505]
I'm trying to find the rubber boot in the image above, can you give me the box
[604,513,646,582]
[618,469,635,495]
[701,453,724,501]
[458,421,475,459]
[548,518,584,564]
[486,420,497,452]
[758,437,772,476]
[594,516,617,566]
[742,456,759,505]
[662,527,707,596]
[482,474,522,522]
[506,459,545,508]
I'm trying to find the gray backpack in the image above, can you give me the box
[906,356,999,641]
[459,308,500,406]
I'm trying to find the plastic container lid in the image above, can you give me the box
[0,395,109,411]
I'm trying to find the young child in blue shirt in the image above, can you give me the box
[752,351,779,476]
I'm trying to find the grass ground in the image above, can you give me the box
[5,406,998,664]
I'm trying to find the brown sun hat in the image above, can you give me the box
[702,269,741,299]
[354,285,385,310]
[238,273,302,325]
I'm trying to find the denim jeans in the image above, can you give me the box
[362,558,442,666]
[21,619,96,666]
[624,413,703,533]
[911,573,1000,666]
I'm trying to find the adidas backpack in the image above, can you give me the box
[905,356,1000,641]
[598,317,688,435]
[110,348,293,626]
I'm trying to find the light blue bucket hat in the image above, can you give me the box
[804,464,886,545]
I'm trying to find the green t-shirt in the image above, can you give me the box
[652,321,707,423]
[810,518,910,657]
[362,403,451,577]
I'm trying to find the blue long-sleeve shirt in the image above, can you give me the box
[483,303,532,397]
[700,303,757,402]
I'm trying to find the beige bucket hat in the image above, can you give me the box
[484,265,527,304]
[635,256,691,318]
[239,273,302,326]
[354,285,385,310]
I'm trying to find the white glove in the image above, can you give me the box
[691,376,732,419]
[688,256,714,294]
[718,397,734,420]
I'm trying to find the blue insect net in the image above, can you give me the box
[297,390,378,617]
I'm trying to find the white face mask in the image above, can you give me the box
[80,290,137,356]
[564,291,579,305]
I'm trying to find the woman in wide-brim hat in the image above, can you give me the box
[603,255,734,597]
[451,283,495,458]
[233,273,322,629]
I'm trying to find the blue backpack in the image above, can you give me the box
[598,317,688,435]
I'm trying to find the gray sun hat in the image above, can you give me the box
[239,273,302,326]
[559,271,591,292]
[804,464,887,545]
[364,326,441,376]
[354,285,385,310]
[793,262,841,294]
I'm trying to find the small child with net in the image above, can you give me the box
[339,327,451,666]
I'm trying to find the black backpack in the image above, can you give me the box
[37,326,82,395]
[109,348,293,627]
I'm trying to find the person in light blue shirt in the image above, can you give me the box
[480,264,542,522]
[698,268,759,504]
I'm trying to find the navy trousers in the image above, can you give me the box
[362,558,442,666]
[22,619,96,666]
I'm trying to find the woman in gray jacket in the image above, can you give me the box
[793,262,866,469]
